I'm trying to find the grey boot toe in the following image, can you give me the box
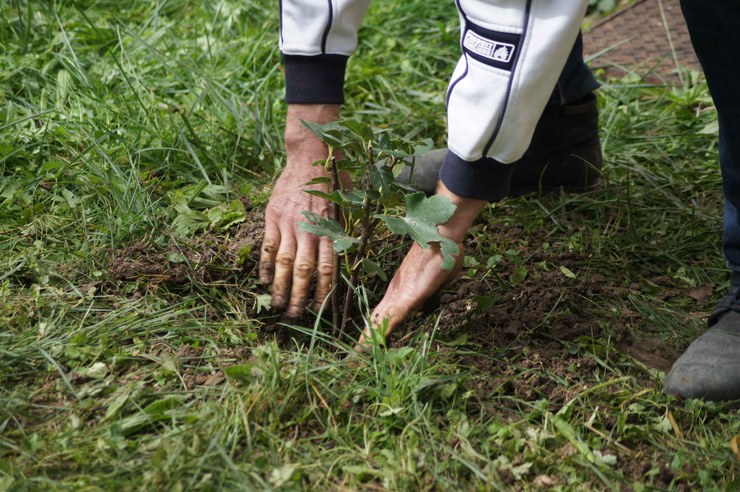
[663,312,740,401]
[378,148,446,195]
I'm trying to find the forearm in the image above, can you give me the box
[284,104,341,159]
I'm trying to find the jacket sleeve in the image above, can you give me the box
[445,0,589,164]
[280,0,371,104]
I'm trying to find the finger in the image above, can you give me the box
[312,236,335,313]
[271,230,297,311]
[286,233,317,318]
[259,219,281,284]
[370,302,407,338]
[354,302,406,352]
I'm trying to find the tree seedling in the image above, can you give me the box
[299,120,458,340]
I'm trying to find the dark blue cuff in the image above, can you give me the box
[439,152,513,202]
[282,54,348,104]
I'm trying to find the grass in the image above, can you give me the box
[1,0,739,490]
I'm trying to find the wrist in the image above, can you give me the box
[435,181,487,241]
[284,104,340,150]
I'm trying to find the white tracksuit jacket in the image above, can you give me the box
[280,0,588,195]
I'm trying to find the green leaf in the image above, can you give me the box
[207,199,246,231]
[236,244,252,265]
[376,192,459,270]
[340,189,368,207]
[171,211,209,235]
[77,361,108,380]
[473,295,499,314]
[369,165,397,201]
[509,265,528,284]
[361,258,387,282]
[698,119,718,135]
[412,138,434,156]
[301,120,348,147]
[304,176,332,186]
[340,119,374,142]
[167,252,187,264]
[303,189,345,206]
[559,265,577,279]
[143,397,181,415]
[299,211,359,253]
[253,293,272,314]
[60,188,81,209]
[170,191,210,235]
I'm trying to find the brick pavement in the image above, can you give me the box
[583,0,701,82]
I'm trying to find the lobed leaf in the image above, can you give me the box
[300,211,359,253]
[377,192,459,270]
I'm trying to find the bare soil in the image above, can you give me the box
[105,205,693,377]
[103,204,710,487]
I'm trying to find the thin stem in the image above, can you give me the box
[329,154,342,334]
[339,198,383,340]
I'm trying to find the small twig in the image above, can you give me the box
[329,155,342,334]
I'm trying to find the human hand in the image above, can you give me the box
[360,181,487,347]
[260,104,350,317]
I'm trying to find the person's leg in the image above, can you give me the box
[557,32,599,104]
[510,32,602,195]
[664,0,740,401]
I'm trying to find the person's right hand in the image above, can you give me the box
[259,104,350,317]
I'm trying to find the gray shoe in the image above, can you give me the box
[663,286,740,401]
[384,93,602,196]
[390,148,448,195]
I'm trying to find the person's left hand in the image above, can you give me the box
[360,181,487,347]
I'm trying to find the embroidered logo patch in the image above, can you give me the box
[463,31,516,64]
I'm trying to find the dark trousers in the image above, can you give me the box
[558,32,600,104]
[681,0,740,271]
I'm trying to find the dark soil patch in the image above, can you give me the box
[106,207,263,291]
[104,206,323,345]
[388,212,693,376]
[382,210,703,487]
[98,199,716,486]
[104,202,692,370]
